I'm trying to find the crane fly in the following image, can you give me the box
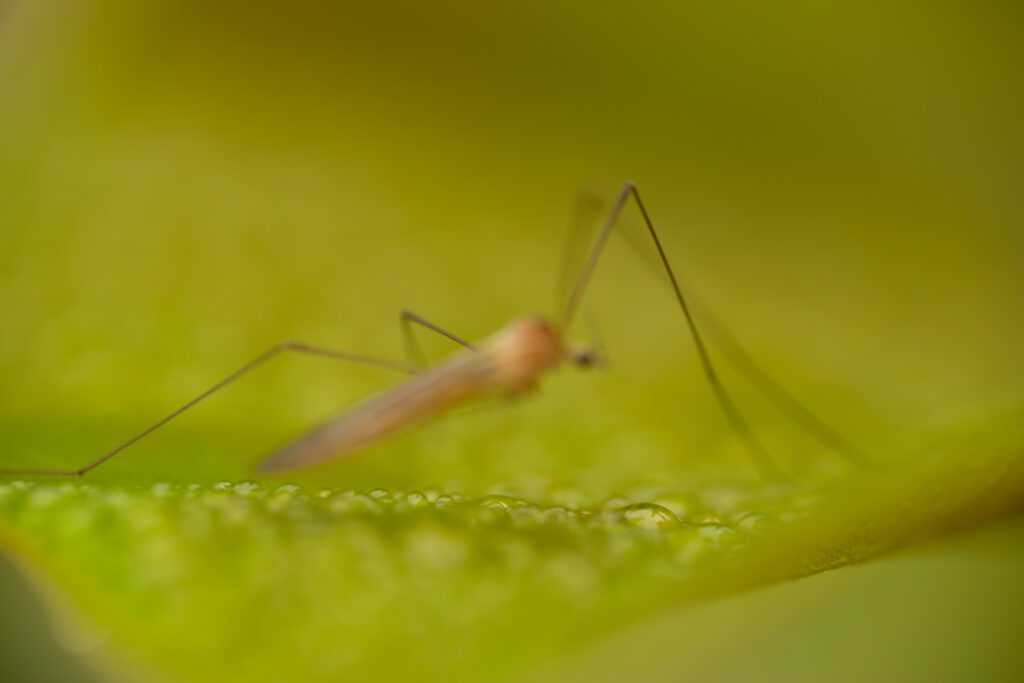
[0,182,875,479]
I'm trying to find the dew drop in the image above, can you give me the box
[213,481,232,492]
[369,488,393,504]
[149,482,174,497]
[433,494,458,509]
[404,491,429,508]
[589,509,625,531]
[688,512,728,526]
[618,503,682,531]
[509,505,543,527]
[274,484,303,496]
[697,522,737,546]
[328,491,380,515]
[476,494,525,511]
[265,483,306,515]
[541,506,574,524]
[233,481,263,497]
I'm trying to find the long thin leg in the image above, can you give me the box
[613,219,881,470]
[400,309,478,367]
[0,341,415,477]
[562,181,783,479]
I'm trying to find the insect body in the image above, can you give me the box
[0,182,872,478]
[259,317,579,473]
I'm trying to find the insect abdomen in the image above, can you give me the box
[257,353,492,473]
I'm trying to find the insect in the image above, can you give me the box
[0,182,874,478]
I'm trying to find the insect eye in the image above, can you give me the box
[572,349,598,368]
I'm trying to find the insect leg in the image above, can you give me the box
[561,181,784,479]
[607,196,880,471]
[400,309,478,367]
[0,341,415,477]
[609,223,879,470]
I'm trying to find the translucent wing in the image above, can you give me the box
[257,352,495,473]
[554,188,608,323]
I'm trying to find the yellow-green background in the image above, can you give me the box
[1,1,1022,681]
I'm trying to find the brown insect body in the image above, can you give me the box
[257,317,568,473]
[484,316,567,394]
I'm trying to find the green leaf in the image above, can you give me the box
[2,1,1023,681]
[2,444,1022,682]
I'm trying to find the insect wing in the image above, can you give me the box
[257,352,493,473]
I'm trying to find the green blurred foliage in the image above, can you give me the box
[540,515,1024,683]
[0,1,1022,681]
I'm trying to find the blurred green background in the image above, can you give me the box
[1,1,1022,681]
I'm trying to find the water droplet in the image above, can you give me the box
[213,481,232,492]
[509,504,543,527]
[433,494,459,509]
[476,494,526,512]
[404,491,429,508]
[466,495,527,525]
[369,488,393,504]
[618,503,681,531]
[265,483,306,515]
[541,506,574,524]
[688,512,728,526]
[274,484,303,496]
[328,491,380,515]
[150,482,174,497]
[233,481,263,497]
[697,523,737,546]
[589,509,625,531]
